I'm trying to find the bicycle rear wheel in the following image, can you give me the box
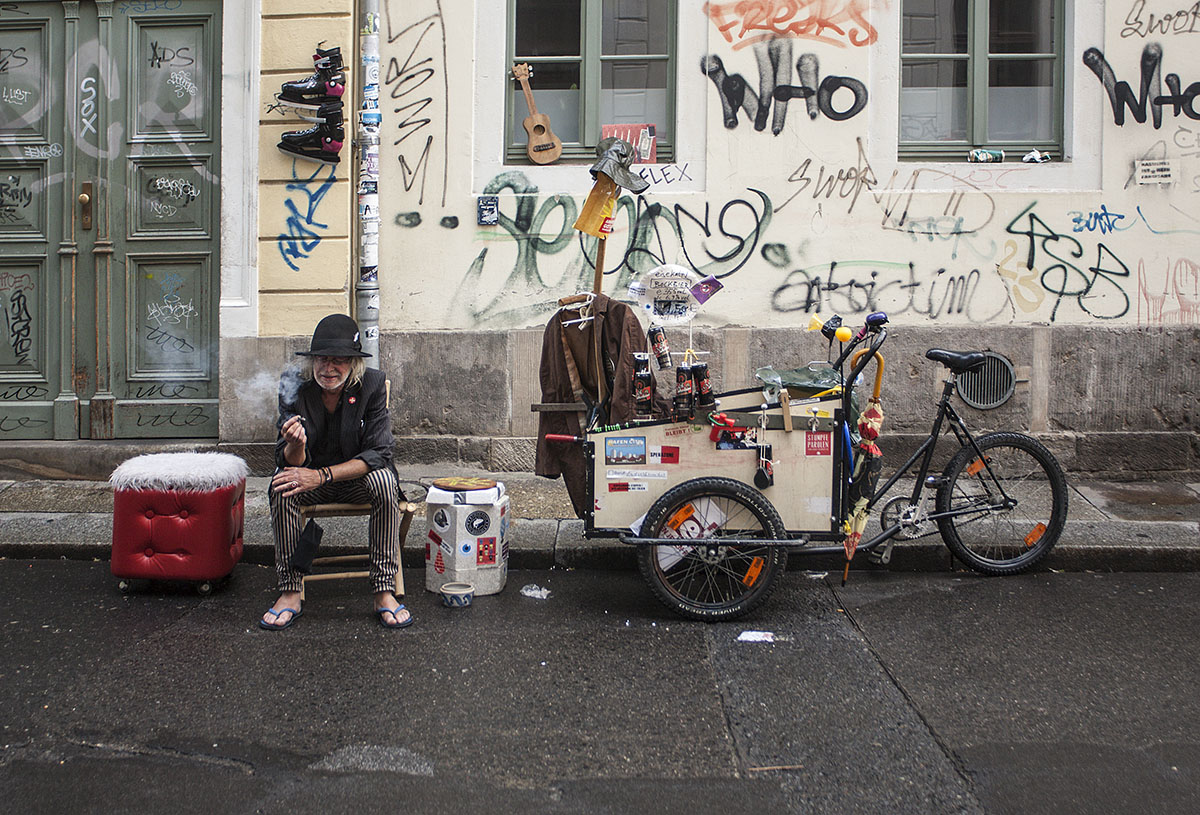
[936,432,1068,575]
[636,477,787,621]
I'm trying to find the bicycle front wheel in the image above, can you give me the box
[936,432,1068,575]
[636,477,787,621]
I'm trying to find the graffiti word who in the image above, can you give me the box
[147,294,197,329]
[1084,43,1199,127]
[703,49,866,136]
[278,162,336,271]
[705,0,877,49]
[1121,1,1200,38]
[147,41,193,69]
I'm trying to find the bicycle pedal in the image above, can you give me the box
[866,540,895,566]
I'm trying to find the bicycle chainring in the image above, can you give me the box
[880,496,934,539]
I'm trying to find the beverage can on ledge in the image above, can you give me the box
[967,148,1004,163]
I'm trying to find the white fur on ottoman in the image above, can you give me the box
[110,452,249,584]
[110,452,249,492]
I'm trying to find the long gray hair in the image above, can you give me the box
[300,356,367,390]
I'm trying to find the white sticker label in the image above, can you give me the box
[607,468,668,480]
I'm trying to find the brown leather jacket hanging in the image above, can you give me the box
[535,294,668,519]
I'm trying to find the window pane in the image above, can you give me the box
[988,59,1054,141]
[603,0,668,55]
[511,62,581,144]
[902,0,967,54]
[991,0,1055,53]
[515,0,581,57]
[600,60,669,142]
[900,59,968,141]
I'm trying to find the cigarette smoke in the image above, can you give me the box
[278,364,303,407]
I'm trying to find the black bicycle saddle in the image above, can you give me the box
[925,349,988,374]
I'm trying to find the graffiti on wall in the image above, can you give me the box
[457,171,772,321]
[1084,43,1199,127]
[1137,256,1199,324]
[382,0,448,207]
[1121,1,1200,38]
[0,271,32,365]
[702,48,867,132]
[277,162,337,271]
[704,0,878,49]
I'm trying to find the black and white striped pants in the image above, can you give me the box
[269,467,403,595]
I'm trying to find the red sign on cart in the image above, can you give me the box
[806,431,832,456]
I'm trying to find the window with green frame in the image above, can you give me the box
[900,0,1064,160]
[507,0,676,163]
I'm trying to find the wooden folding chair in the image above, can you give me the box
[298,381,420,600]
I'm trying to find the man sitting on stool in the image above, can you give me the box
[260,313,411,631]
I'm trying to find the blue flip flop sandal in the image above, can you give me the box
[259,606,302,631]
[375,604,413,629]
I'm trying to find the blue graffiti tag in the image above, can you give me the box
[1068,204,1131,235]
[277,162,336,271]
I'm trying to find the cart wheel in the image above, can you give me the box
[196,581,213,596]
[636,477,787,622]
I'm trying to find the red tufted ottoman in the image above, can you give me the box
[110,452,248,592]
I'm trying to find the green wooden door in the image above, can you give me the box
[0,0,221,440]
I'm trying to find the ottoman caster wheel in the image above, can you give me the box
[117,579,133,593]
[197,581,214,596]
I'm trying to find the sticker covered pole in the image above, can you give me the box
[356,3,382,366]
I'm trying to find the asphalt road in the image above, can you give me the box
[0,561,1196,814]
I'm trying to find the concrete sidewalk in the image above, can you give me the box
[0,465,1197,573]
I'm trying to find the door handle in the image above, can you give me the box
[79,182,92,230]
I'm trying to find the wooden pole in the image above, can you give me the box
[592,236,607,294]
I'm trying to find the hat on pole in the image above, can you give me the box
[589,136,649,194]
[295,314,372,357]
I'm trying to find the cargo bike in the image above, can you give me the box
[548,311,1069,621]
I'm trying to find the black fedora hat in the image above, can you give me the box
[296,314,372,358]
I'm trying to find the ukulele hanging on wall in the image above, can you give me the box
[512,63,562,164]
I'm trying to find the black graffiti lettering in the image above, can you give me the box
[0,415,47,432]
[0,385,45,400]
[0,46,28,72]
[779,137,877,215]
[132,383,199,399]
[135,406,208,427]
[147,41,193,69]
[1084,43,1199,127]
[144,324,195,353]
[1005,202,1130,322]
[0,4,30,16]
[1122,1,1200,38]
[5,289,32,364]
[705,45,867,134]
